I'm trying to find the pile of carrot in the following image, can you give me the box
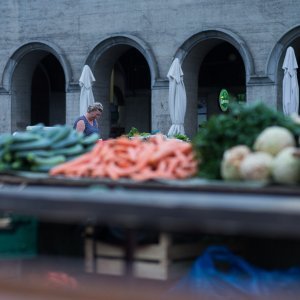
[49,135,198,181]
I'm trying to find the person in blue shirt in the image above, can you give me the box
[73,102,103,136]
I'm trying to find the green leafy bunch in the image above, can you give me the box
[126,127,140,137]
[172,133,191,142]
[192,101,300,179]
[126,127,150,138]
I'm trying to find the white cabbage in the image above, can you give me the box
[240,152,273,181]
[272,147,300,185]
[253,126,295,156]
[221,145,251,180]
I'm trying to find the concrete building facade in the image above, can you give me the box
[0,0,300,138]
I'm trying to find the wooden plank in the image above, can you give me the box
[95,242,202,261]
[95,242,168,261]
[134,259,195,280]
[95,241,168,261]
[133,261,167,280]
[96,243,124,258]
[96,258,124,276]
[95,258,195,280]
[135,233,170,261]
[94,233,202,261]
[95,234,168,260]
[91,232,202,280]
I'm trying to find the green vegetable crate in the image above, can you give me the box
[0,215,37,259]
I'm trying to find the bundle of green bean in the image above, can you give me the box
[0,125,99,172]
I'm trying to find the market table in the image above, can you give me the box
[0,182,299,238]
[0,177,300,289]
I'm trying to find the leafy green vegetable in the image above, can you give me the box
[127,127,140,137]
[172,133,191,142]
[192,102,300,179]
[126,127,150,138]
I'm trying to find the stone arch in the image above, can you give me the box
[2,41,71,131]
[174,29,255,81]
[85,34,158,138]
[86,34,159,86]
[173,29,254,137]
[1,40,73,92]
[267,25,300,83]
[267,25,300,111]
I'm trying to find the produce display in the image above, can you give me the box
[0,125,99,172]
[50,134,198,181]
[126,127,151,139]
[0,101,299,187]
[192,102,300,180]
[272,147,300,185]
[220,145,251,181]
[253,126,296,155]
[239,151,273,181]
[126,127,190,142]
[220,126,300,185]
[171,133,190,142]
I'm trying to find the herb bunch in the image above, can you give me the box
[192,102,300,179]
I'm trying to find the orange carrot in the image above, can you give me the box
[49,135,198,181]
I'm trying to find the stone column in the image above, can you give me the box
[66,83,81,126]
[247,77,278,110]
[0,91,11,134]
[151,79,170,135]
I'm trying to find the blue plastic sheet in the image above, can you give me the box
[172,246,300,299]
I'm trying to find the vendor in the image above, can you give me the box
[73,102,103,136]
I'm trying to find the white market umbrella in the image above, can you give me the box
[167,58,187,136]
[282,46,299,116]
[79,65,96,116]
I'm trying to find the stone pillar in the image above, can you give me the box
[184,71,199,138]
[247,77,278,110]
[0,92,11,134]
[151,79,170,135]
[93,77,111,140]
[66,83,80,127]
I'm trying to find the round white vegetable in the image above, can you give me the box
[253,126,295,156]
[221,145,251,180]
[240,152,273,181]
[272,147,300,185]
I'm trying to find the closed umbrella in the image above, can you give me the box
[282,46,299,116]
[167,58,187,136]
[79,65,96,116]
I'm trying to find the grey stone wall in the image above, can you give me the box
[0,94,11,133]
[0,0,299,135]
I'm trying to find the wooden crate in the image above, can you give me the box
[84,226,204,280]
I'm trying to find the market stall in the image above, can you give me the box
[0,101,300,298]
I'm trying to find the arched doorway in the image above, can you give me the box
[198,42,246,121]
[288,41,300,115]
[278,41,300,114]
[87,35,157,139]
[4,42,68,132]
[110,48,151,138]
[268,26,300,113]
[175,30,253,137]
[31,54,66,126]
